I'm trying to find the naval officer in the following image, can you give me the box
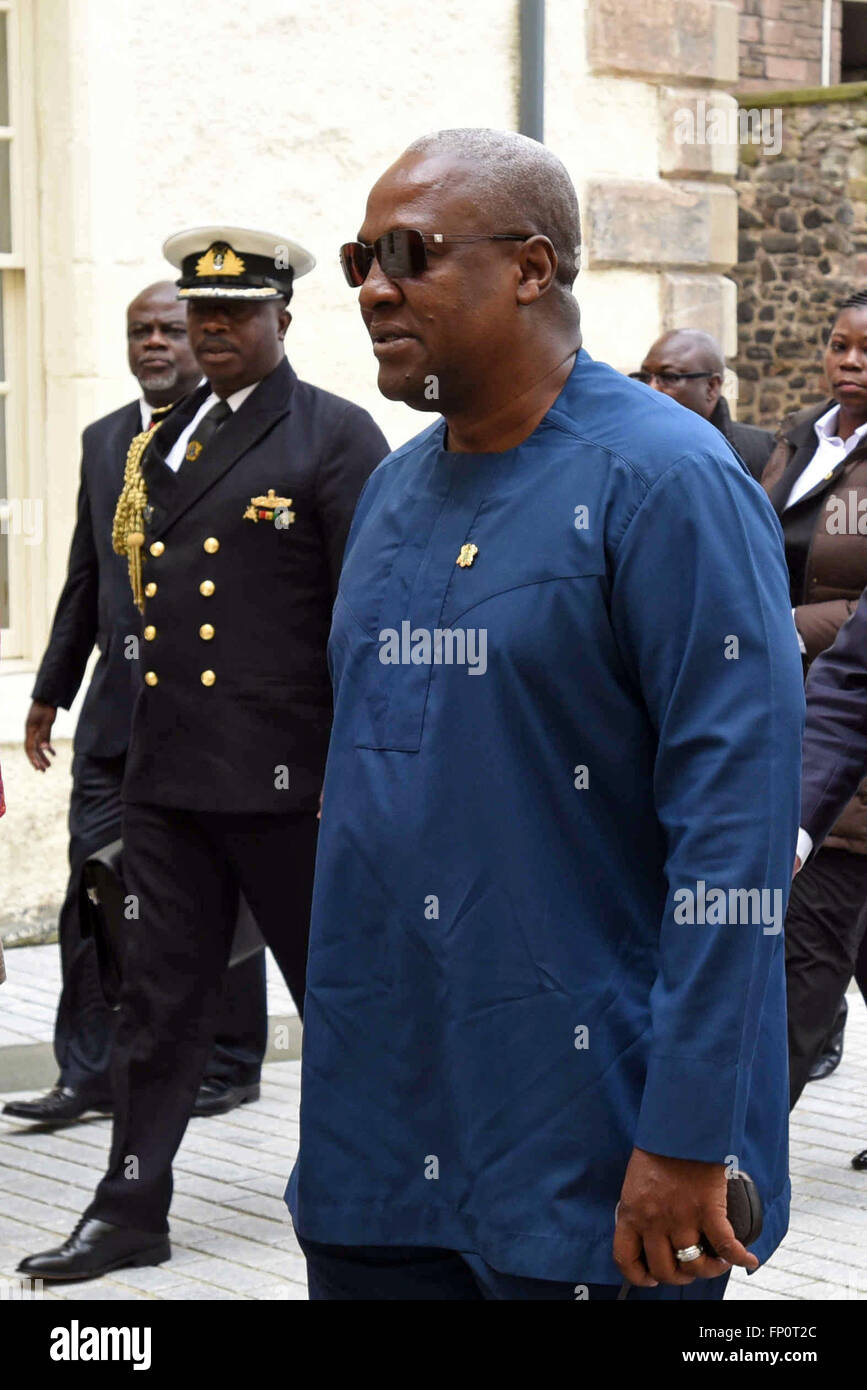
[5,281,269,1128]
[19,225,389,1281]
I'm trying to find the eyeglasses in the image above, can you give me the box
[629,370,716,387]
[339,228,530,288]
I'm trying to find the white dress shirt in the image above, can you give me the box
[164,382,259,473]
[784,403,867,509]
[139,378,207,433]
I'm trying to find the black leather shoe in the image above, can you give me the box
[2,1085,113,1124]
[809,998,847,1082]
[852,1148,867,1171]
[808,1031,845,1082]
[192,1079,261,1117]
[17,1218,170,1283]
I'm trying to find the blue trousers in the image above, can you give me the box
[295,1234,730,1301]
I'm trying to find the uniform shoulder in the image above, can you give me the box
[548,354,744,488]
[293,377,383,434]
[82,399,140,445]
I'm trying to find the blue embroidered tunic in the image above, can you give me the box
[286,351,804,1283]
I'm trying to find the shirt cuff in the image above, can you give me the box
[792,609,807,656]
[795,827,813,869]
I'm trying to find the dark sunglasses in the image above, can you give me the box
[629,370,716,387]
[339,228,529,288]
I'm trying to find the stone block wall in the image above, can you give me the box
[732,87,867,426]
[737,0,842,90]
[582,0,741,371]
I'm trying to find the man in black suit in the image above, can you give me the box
[19,227,390,1281]
[790,587,867,1167]
[633,329,775,481]
[4,282,269,1126]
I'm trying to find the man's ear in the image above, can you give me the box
[277,306,292,339]
[707,372,723,407]
[516,236,558,306]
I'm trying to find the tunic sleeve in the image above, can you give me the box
[609,451,804,1162]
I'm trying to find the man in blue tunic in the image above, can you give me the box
[286,129,805,1300]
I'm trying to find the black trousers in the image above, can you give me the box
[786,844,867,1107]
[295,1235,730,1301]
[85,803,317,1232]
[55,753,267,1094]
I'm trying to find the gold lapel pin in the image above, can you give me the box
[456,542,478,568]
[243,489,295,525]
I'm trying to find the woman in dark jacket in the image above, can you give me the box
[763,289,867,1119]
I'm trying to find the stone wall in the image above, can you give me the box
[732,86,867,426]
[737,0,842,90]
[582,0,740,364]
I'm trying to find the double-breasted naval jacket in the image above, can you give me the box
[122,357,389,814]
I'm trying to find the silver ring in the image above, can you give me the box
[675,1244,704,1264]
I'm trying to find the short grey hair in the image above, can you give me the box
[403,128,581,290]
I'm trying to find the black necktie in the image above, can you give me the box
[183,399,232,466]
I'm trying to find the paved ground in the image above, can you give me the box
[0,946,865,1300]
[0,1066,307,1300]
[0,944,296,1050]
[0,741,75,947]
[0,946,299,1090]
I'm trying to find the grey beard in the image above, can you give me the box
[137,365,179,393]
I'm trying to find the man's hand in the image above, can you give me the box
[613,1147,758,1287]
[25,701,57,771]
[793,854,802,877]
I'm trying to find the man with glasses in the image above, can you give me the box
[286,129,804,1300]
[632,329,774,481]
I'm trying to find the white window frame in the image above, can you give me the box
[0,0,41,661]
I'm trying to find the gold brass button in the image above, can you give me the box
[199,623,215,641]
[203,537,220,554]
[143,625,156,641]
[144,671,158,687]
[149,540,165,557]
[201,669,216,687]
[200,579,215,597]
[145,582,157,597]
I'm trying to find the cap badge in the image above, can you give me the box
[196,243,246,278]
[456,542,478,568]
[243,488,295,526]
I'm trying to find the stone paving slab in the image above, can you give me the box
[0,1068,307,1301]
[0,944,296,1049]
[0,972,864,1299]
